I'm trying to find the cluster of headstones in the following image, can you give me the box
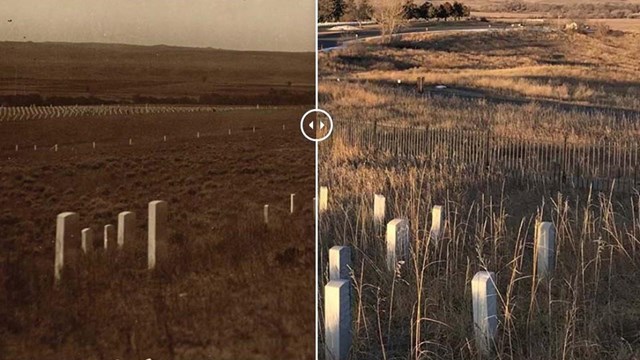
[320,186,557,359]
[54,200,168,285]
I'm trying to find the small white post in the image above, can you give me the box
[228,129,231,135]
[54,212,79,285]
[319,186,329,213]
[148,200,168,270]
[472,271,498,356]
[117,211,136,250]
[430,205,444,242]
[329,246,351,281]
[15,144,18,152]
[54,144,58,152]
[290,193,296,214]
[92,141,96,149]
[163,135,166,142]
[386,218,410,272]
[129,138,132,146]
[197,132,200,138]
[282,124,285,130]
[536,222,556,279]
[325,280,351,360]
[373,194,386,224]
[264,204,269,224]
[81,227,93,254]
[33,145,37,151]
[104,224,115,250]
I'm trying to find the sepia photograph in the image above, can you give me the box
[0,1,316,359]
[318,0,640,359]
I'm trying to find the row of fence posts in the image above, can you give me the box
[320,186,557,359]
[335,120,640,193]
[10,125,288,153]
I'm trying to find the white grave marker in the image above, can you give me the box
[104,224,115,250]
[117,211,136,250]
[290,193,296,214]
[54,212,79,285]
[386,218,410,272]
[264,204,269,224]
[536,222,556,279]
[430,205,444,242]
[319,186,329,213]
[329,246,351,281]
[472,271,498,356]
[325,279,351,360]
[373,194,386,224]
[81,227,93,254]
[148,200,168,270]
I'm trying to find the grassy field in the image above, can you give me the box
[0,107,315,359]
[318,21,640,360]
[464,0,640,32]
[0,42,314,105]
[319,28,640,142]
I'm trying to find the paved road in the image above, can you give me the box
[318,21,508,50]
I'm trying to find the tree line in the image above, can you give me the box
[319,0,471,22]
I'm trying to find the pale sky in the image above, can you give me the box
[0,0,315,51]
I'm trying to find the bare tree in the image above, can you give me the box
[371,0,406,42]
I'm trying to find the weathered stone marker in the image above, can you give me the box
[104,224,115,250]
[81,227,94,254]
[54,212,79,285]
[325,279,351,360]
[329,246,351,281]
[430,205,444,242]
[373,194,386,224]
[228,129,231,135]
[163,135,166,142]
[319,186,329,213]
[92,141,96,149]
[264,204,269,224]
[197,131,200,138]
[129,138,132,146]
[536,222,556,279]
[117,211,136,250]
[472,271,498,356]
[386,218,410,272]
[148,200,168,270]
[290,193,296,214]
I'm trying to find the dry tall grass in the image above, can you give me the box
[320,29,640,111]
[319,22,640,359]
[319,136,640,359]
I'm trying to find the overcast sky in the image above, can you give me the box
[0,0,315,51]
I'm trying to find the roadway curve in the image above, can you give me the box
[318,20,514,50]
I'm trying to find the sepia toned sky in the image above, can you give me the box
[0,0,315,51]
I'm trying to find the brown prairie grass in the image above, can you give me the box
[319,18,640,359]
[319,135,640,359]
[0,108,315,359]
[320,29,640,111]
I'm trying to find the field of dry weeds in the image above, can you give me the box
[0,107,315,359]
[319,24,640,360]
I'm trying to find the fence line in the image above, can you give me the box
[335,119,640,193]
